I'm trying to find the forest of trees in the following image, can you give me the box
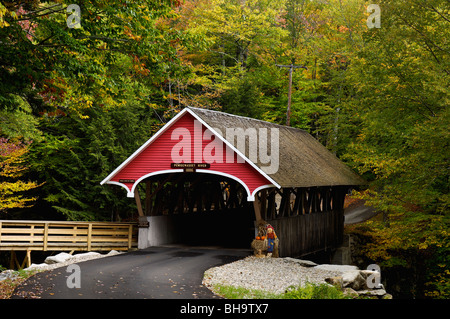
[0,0,448,298]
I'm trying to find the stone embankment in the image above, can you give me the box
[203,256,392,299]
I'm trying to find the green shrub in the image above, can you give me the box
[211,282,349,299]
[284,282,348,299]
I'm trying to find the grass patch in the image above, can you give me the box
[211,282,350,299]
[212,284,283,299]
[283,282,349,299]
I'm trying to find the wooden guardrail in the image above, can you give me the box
[0,220,138,252]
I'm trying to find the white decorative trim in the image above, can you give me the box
[251,184,276,199]
[105,169,260,201]
[186,108,281,189]
[196,169,253,201]
[129,169,184,195]
[104,181,135,197]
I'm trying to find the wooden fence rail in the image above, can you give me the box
[0,220,138,252]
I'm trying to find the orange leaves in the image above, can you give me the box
[124,26,142,41]
[130,54,150,77]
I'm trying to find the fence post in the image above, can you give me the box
[30,225,35,244]
[87,223,92,251]
[43,223,49,251]
[128,224,133,249]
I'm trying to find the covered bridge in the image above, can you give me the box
[101,107,365,257]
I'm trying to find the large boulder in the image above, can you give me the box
[45,252,73,264]
[342,270,366,290]
[283,257,318,267]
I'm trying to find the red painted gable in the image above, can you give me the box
[102,110,274,200]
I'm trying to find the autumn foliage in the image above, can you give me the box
[0,138,40,213]
[0,0,448,298]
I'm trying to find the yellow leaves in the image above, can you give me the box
[0,2,11,28]
[0,140,41,213]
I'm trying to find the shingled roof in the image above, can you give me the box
[189,107,365,188]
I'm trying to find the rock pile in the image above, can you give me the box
[320,265,392,299]
[283,259,392,299]
[203,256,392,299]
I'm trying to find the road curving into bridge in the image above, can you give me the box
[11,245,251,299]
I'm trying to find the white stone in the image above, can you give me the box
[106,250,121,256]
[71,252,101,261]
[25,263,50,271]
[203,256,343,295]
[45,252,73,264]
[313,264,359,273]
[283,257,318,267]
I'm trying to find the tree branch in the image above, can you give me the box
[17,6,67,21]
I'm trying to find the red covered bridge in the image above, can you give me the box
[101,107,365,257]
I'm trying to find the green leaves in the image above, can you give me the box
[0,0,189,116]
[27,101,160,220]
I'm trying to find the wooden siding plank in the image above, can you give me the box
[266,206,344,257]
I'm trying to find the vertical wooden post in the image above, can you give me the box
[293,188,301,216]
[128,225,133,249]
[25,250,31,268]
[134,187,144,217]
[30,225,34,244]
[287,66,293,126]
[87,223,92,251]
[43,223,49,251]
[267,190,275,220]
[260,189,267,220]
[73,226,77,243]
[253,192,263,223]
[276,64,307,126]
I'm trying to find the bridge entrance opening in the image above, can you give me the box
[136,172,256,249]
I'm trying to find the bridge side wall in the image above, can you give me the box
[266,209,344,257]
[138,216,177,248]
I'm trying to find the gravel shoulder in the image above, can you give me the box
[202,256,344,295]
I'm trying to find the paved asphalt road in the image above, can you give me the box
[12,246,251,299]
